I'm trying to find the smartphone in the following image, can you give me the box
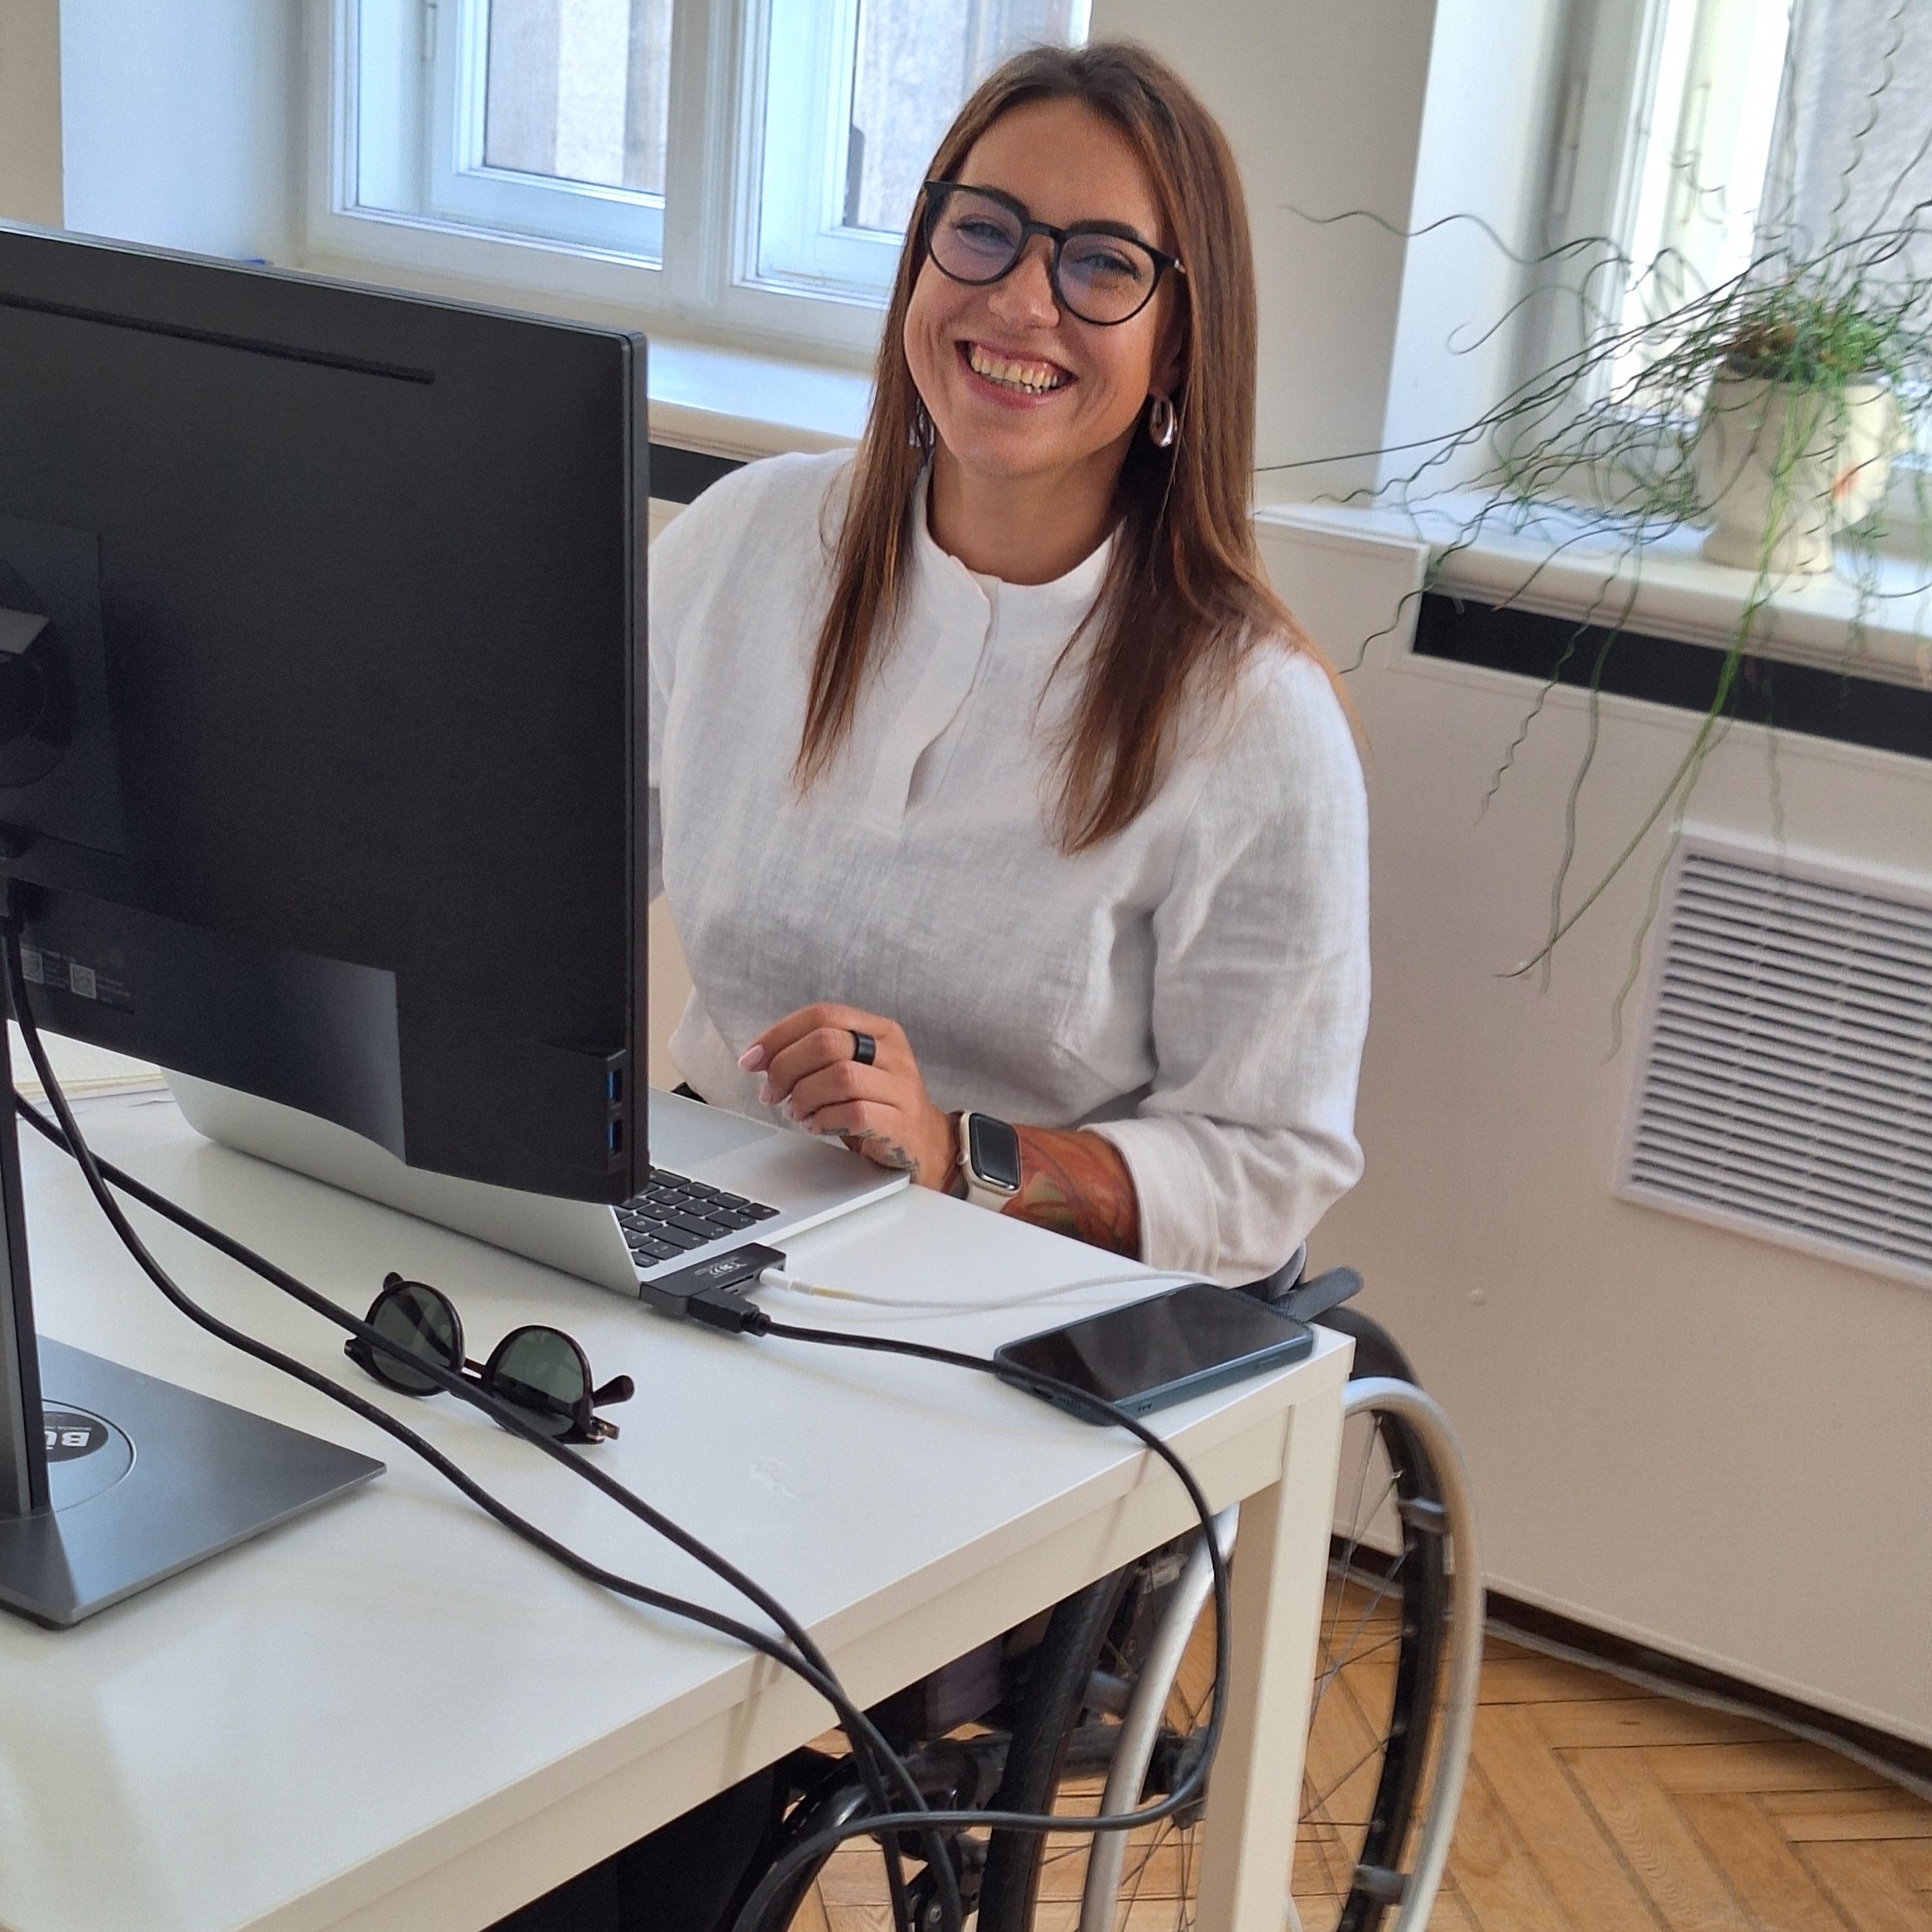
[993,1282,1314,1420]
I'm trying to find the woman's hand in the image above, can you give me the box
[736,1008,1145,1251]
[739,1005,957,1188]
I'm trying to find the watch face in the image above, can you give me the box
[969,1113,1023,1192]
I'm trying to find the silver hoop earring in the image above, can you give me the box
[1148,395,1178,450]
[911,400,934,455]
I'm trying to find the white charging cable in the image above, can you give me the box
[754,1265,1207,1315]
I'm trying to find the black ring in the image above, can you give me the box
[850,1030,876,1066]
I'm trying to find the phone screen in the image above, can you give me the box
[996,1283,1312,1411]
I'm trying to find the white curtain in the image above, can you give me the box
[1767,0,1932,271]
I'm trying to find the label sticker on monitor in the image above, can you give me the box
[18,945,132,1009]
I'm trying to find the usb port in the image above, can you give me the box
[608,1117,624,1154]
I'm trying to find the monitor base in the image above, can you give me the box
[0,1339,383,1627]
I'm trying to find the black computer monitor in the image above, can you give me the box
[0,223,648,1622]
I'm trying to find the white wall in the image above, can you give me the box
[1378,0,1569,490]
[1092,0,1443,493]
[1259,511,1932,1744]
[0,0,63,226]
[58,0,300,263]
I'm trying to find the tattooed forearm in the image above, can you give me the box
[1007,1128,1141,1258]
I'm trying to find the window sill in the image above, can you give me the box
[1255,492,1932,692]
[645,337,868,463]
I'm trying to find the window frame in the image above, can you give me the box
[1520,0,1682,409]
[423,0,668,260]
[303,0,890,366]
[1521,0,1931,523]
[1538,0,1796,382]
[743,0,911,301]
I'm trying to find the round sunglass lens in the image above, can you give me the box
[487,1330,589,1438]
[930,192,1022,281]
[366,1282,459,1395]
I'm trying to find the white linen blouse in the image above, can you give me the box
[647,450,1369,1285]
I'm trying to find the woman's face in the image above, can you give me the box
[904,97,1181,495]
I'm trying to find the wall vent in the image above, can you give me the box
[1619,838,1932,1288]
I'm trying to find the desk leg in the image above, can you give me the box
[1193,1383,1346,1932]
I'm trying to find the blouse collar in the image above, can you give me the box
[910,468,1115,633]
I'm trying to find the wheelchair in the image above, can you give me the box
[737,1260,1484,1932]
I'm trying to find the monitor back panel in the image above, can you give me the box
[0,227,648,1200]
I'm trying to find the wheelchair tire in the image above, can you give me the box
[979,1311,1454,1932]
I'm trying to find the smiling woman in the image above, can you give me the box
[647,41,1369,1289]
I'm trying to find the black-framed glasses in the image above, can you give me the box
[921,181,1184,326]
[345,1273,635,1444]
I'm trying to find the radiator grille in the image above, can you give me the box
[1621,847,1932,1286]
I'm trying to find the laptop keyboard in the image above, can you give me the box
[616,1166,780,1267]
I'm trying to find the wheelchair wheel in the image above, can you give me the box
[747,1321,1481,1932]
[977,1316,1479,1932]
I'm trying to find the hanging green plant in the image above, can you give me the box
[1270,211,1932,1032]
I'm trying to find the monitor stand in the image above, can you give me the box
[0,1027,383,1627]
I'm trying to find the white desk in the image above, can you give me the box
[0,1089,1350,1932]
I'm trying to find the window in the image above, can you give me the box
[1602,0,1791,395]
[354,0,672,261]
[1542,0,1932,398]
[328,0,1088,349]
[748,0,1088,301]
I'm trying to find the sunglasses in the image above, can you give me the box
[921,180,1184,326]
[345,1273,635,1445]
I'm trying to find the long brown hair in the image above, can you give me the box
[796,41,1308,850]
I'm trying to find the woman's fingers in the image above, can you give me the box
[744,1006,898,1106]
[738,1004,953,1184]
[765,1025,880,1105]
[736,1005,838,1076]
[781,1054,886,1126]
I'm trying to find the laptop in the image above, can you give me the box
[165,1075,909,1301]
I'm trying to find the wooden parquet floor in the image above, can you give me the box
[1436,1630,1932,1931]
[789,1579,1932,1931]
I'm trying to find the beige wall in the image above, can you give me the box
[0,0,62,227]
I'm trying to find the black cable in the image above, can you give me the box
[725,1315,1233,1932]
[3,939,945,1932]
[13,946,1229,1932]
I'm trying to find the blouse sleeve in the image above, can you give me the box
[1085,652,1370,1285]
[642,460,780,903]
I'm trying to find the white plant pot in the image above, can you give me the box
[1693,371,1903,575]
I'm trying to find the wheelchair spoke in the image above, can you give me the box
[939,1357,1470,1932]
[1316,1623,1404,1696]
[1311,1600,1398,1722]
[1316,1544,1406,1698]
[1118,1814,1178,1928]
[1320,1471,1403,1688]
[1316,1583,1405,1691]
[1307,1726,1393,1818]
[1320,1431,1385,1662]
[1333,1470,1402,1595]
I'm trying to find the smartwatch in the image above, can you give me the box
[957,1111,1022,1210]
